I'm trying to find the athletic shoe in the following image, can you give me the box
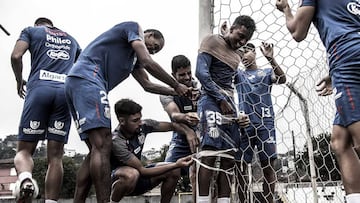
[12,178,40,203]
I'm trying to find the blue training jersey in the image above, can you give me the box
[18,25,81,90]
[301,0,360,75]
[196,52,236,102]
[235,68,275,127]
[68,21,143,91]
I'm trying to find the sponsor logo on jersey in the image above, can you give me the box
[347,1,360,15]
[134,146,141,155]
[23,120,45,134]
[48,121,66,136]
[47,49,70,60]
[40,70,67,83]
[184,105,193,111]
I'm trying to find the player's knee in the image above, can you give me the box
[330,133,351,154]
[168,168,181,180]
[120,169,139,183]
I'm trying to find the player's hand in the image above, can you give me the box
[185,112,200,126]
[176,155,194,167]
[237,113,250,128]
[316,75,332,96]
[276,0,289,12]
[219,100,234,115]
[175,83,191,97]
[260,42,274,59]
[185,130,199,153]
[190,87,200,102]
[17,79,27,99]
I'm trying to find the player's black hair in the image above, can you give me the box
[115,98,142,118]
[171,55,191,74]
[144,29,164,40]
[233,15,256,40]
[34,17,53,26]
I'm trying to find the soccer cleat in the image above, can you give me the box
[13,178,40,203]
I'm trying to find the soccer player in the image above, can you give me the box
[110,98,193,203]
[234,42,286,203]
[10,17,81,203]
[160,54,200,202]
[195,15,256,203]
[276,0,360,202]
[64,21,191,203]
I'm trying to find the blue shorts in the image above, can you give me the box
[332,71,360,127]
[18,85,71,143]
[197,95,240,151]
[111,164,156,196]
[236,125,277,163]
[165,132,192,175]
[65,76,111,140]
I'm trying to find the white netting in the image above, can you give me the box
[195,0,344,202]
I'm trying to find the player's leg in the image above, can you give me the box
[330,77,360,202]
[235,126,255,203]
[165,135,195,202]
[13,86,49,201]
[331,125,360,193]
[235,160,248,203]
[150,165,181,203]
[197,156,216,203]
[45,87,71,202]
[45,140,64,202]
[111,166,140,202]
[65,76,112,203]
[258,127,277,203]
[217,157,234,203]
[13,140,39,202]
[73,153,92,203]
[260,159,276,203]
[87,127,112,203]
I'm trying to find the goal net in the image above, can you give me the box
[197,0,344,202]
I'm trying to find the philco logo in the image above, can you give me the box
[30,120,40,129]
[54,121,64,130]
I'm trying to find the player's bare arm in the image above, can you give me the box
[276,0,315,42]
[261,42,286,84]
[132,68,177,95]
[10,40,29,99]
[125,154,192,177]
[131,40,190,97]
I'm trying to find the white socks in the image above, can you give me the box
[45,200,57,203]
[198,196,230,203]
[18,171,32,182]
[217,197,230,203]
[346,193,360,203]
[198,195,210,203]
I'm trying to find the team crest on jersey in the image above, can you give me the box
[104,107,111,119]
[54,121,64,130]
[209,127,219,138]
[347,1,360,15]
[256,70,266,77]
[30,120,40,129]
[138,134,146,145]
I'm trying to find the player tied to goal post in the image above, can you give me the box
[193,0,345,202]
